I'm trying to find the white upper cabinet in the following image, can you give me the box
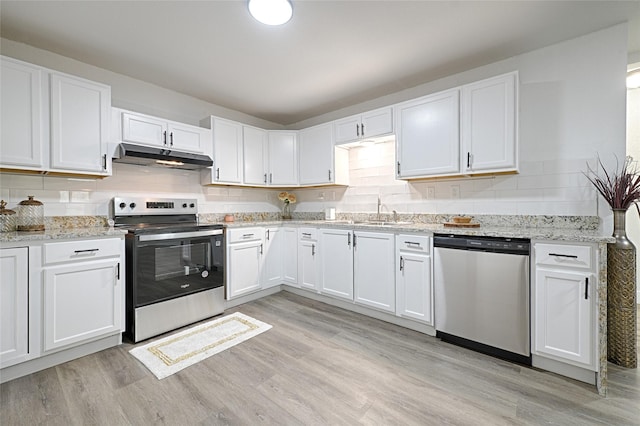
[50,73,110,174]
[267,131,298,186]
[0,57,45,170]
[0,56,111,176]
[121,110,208,153]
[395,89,460,178]
[461,72,518,173]
[298,123,349,186]
[334,107,393,145]
[243,125,268,186]
[207,117,244,184]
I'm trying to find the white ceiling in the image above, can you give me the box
[1,1,639,126]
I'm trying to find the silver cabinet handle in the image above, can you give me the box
[269,173,273,184]
[585,277,589,300]
[102,154,107,170]
[302,232,311,237]
[356,123,360,137]
[216,168,220,180]
[347,232,351,247]
[404,241,421,246]
[328,169,332,181]
[361,122,365,136]
[163,131,167,145]
[116,263,120,281]
[260,243,263,255]
[243,233,255,238]
[266,229,270,240]
[399,256,404,271]
[264,173,267,184]
[169,132,174,146]
[311,243,315,256]
[74,248,99,254]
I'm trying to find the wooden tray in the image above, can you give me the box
[443,222,480,228]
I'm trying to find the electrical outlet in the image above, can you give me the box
[451,185,460,199]
[427,186,435,199]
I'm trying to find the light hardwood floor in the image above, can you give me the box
[1,291,639,425]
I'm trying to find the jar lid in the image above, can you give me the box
[0,200,16,215]
[19,195,43,206]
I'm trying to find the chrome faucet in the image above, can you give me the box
[392,210,398,222]
[377,196,381,220]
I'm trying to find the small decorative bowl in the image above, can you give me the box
[452,216,472,224]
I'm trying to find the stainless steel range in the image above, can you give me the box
[112,197,225,342]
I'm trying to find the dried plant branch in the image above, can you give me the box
[585,155,640,212]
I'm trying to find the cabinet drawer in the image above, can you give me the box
[298,227,317,241]
[43,238,122,265]
[535,243,592,270]
[397,234,430,254]
[227,227,262,243]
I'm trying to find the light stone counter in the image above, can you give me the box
[0,227,127,244]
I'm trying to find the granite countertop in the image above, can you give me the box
[0,227,127,243]
[218,219,615,243]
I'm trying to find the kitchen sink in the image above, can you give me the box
[354,220,413,226]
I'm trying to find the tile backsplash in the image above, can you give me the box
[0,140,598,220]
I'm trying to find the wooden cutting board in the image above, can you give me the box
[443,222,480,228]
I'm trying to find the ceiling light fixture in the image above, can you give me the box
[248,0,293,26]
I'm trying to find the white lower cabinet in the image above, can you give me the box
[226,228,264,299]
[282,227,299,285]
[353,231,395,312]
[319,228,353,300]
[0,247,29,367]
[395,235,433,325]
[43,258,121,352]
[263,227,283,289]
[533,241,596,370]
[298,228,319,291]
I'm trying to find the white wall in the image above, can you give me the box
[625,77,640,300]
[0,24,629,222]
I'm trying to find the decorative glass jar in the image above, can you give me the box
[17,195,45,231]
[0,200,17,232]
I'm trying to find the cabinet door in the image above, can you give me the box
[319,229,353,300]
[50,73,110,173]
[396,251,432,324]
[282,227,298,285]
[263,227,283,289]
[334,115,362,144]
[243,126,268,186]
[0,57,45,169]
[361,107,393,139]
[396,89,460,178]
[0,247,29,367]
[43,258,121,352]
[268,131,298,185]
[461,72,517,173]
[227,240,263,299]
[212,118,243,184]
[122,112,167,147]
[298,240,318,291]
[354,231,395,312]
[534,268,594,368]
[168,122,207,153]
[299,123,334,185]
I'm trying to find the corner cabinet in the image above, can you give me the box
[298,123,349,186]
[204,117,244,184]
[532,242,597,370]
[0,56,111,176]
[267,131,298,186]
[0,247,29,367]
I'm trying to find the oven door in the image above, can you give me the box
[133,229,224,307]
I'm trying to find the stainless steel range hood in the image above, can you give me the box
[112,143,213,170]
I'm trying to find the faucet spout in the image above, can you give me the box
[377,196,381,220]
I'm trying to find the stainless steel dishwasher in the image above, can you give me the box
[433,234,531,365]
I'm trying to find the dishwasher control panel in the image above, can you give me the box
[434,234,530,255]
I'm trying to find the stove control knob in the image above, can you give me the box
[129,202,136,209]
[190,203,195,208]
[182,203,188,208]
[119,202,126,209]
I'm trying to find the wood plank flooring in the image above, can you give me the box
[2,291,639,425]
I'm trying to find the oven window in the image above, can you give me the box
[135,235,224,307]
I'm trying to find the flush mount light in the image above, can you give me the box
[248,0,293,26]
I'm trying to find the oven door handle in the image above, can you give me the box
[138,229,223,242]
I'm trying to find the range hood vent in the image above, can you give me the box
[112,143,213,170]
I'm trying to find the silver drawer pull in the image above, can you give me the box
[404,241,421,246]
[549,253,578,259]
[243,233,255,238]
[302,233,312,237]
[74,248,99,254]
